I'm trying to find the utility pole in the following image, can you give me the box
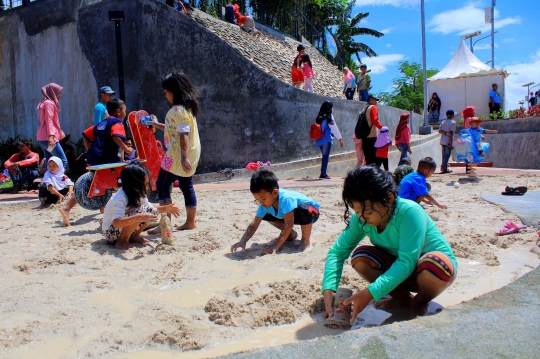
[421,0,428,127]
[491,0,495,68]
[109,11,126,102]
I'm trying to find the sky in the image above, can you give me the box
[350,0,539,109]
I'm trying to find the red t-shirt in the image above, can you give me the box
[376,143,391,159]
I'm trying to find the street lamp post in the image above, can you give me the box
[490,0,495,69]
[109,11,126,102]
[472,31,498,53]
[462,31,481,53]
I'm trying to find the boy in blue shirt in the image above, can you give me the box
[398,157,447,209]
[93,86,115,126]
[231,169,320,255]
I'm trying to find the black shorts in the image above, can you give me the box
[262,203,320,225]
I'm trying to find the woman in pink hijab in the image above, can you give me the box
[36,83,68,167]
[342,67,357,100]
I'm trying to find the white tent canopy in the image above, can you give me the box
[427,40,506,120]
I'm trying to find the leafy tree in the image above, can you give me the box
[327,2,383,70]
[377,61,438,112]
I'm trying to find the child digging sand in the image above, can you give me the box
[102,163,181,250]
[230,169,320,255]
[398,157,447,209]
[322,166,457,322]
[38,156,74,206]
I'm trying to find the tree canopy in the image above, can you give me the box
[377,61,439,112]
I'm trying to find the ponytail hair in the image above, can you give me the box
[162,72,199,117]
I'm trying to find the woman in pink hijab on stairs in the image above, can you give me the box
[36,83,68,167]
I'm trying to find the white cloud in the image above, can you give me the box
[428,4,521,36]
[473,43,498,51]
[380,28,393,34]
[503,49,540,109]
[502,38,515,43]
[355,0,418,7]
[361,53,405,74]
[387,43,392,47]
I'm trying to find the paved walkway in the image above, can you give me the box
[1,167,539,204]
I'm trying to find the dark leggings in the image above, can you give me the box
[362,137,377,165]
[374,157,389,171]
[38,184,69,204]
[156,168,197,207]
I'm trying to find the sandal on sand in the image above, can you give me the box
[495,221,527,236]
[501,186,527,196]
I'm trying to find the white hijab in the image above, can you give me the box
[42,157,69,190]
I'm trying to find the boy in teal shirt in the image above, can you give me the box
[231,169,320,255]
[322,166,457,322]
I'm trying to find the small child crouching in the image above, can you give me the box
[102,163,181,250]
[398,157,447,209]
[38,156,74,206]
[231,169,320,255]
[393,156,414,186]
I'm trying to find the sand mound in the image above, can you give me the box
[205,279,328,328]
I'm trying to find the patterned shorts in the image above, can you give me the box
[350,245,456,291]
[103,203,158,244]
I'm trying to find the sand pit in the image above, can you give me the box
[0,173,539,358]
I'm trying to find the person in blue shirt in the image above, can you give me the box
[489,83,501,115]
[398,157,447,209]
[93,86,115,126]
[230,169,320,255]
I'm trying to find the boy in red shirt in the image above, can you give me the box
[2,139,40,193]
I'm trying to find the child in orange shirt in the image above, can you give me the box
[374,126,392,171]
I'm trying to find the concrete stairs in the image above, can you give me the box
[190,10,345,99]
[193,133,441,183]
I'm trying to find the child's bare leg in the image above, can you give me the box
[298,223,312,251]
[409,270,454,319]
[353,261,413,309]
[130,223,150,244]
[59,196,78,226]
[115,222,139,250]
[176,207,197,230]
[267,221,298,241]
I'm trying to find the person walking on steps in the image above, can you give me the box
[314,101,344,179]
[357,64,371,102]
[361,95,383,166]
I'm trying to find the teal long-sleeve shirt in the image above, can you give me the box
[321,198,457,302]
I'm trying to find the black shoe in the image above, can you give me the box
[319,175,331,179]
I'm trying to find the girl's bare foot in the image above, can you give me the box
[147,228,161,235]
[115,241,133,250]
[374,297,412,310]
[298,240,310,251]
[408,302,429,319]
[129,235,150,244]
[59,207,71,226]
[175,223,197,231]
[286,230,298,241]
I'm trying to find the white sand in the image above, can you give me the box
[0,174,539,358]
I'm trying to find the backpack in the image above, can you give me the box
[309,114,328,141]
[355,105,373,139]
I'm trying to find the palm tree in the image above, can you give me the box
[328,3,384,68]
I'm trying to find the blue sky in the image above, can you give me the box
[351,0,539,109]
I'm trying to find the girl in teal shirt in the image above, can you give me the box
[322,166,457,323]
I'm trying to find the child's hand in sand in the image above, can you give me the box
[323,290,336,319]
[342,289,373,325]
[230,240,247,253]
[57,194,65,202]
[437,203,447,210]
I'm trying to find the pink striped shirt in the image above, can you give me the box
[37,100,65,142]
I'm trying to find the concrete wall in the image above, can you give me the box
[1,0,424,173]
[481,117,540,169]
[0,0,97,141]
[77,0,424,172]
